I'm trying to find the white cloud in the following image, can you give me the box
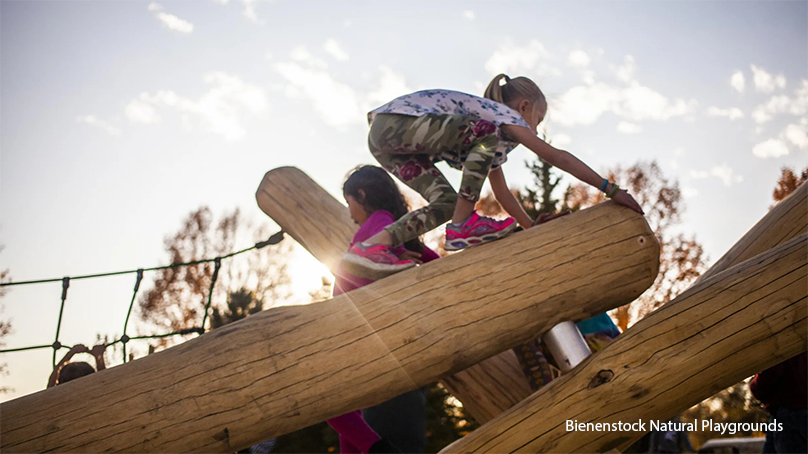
[463,10,475,20]
[76,115,121,135]
[751,64,786,93]
[484,39,560,77]
[125,72,267,141]
[274,62,364,128]
[707,106,744,120]
[548,133,571,147]
[156,12,194,33]
[290,46,327,69]
[674,147,686,157]
[324,39,349,62]
[751,81,808,124]
[242,0,265,24]
[614,55,635,83]
[550,55,697,127]
[568,50,590,68]
[710,164,743,186]
[752,138,790,158]
[148,3,193,33]
[125,100,161,124]
[783,120,808,149]
[550,81,697,126]
[216,0,265,24]
[366,65,412,106]
[617,121,642,134]
[582,70,595,85]
[690,165,743,186]
[274,49,412,129]
[730,70,745,93]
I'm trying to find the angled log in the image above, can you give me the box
[255,167,356,273]
[442,234,808,453]
[604,181,808,453]
[1,198,659,453]
[257,167,533,422]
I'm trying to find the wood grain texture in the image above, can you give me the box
[441,234,808,454]
[617,172,808,453]
[1,194,659,453]
[440,351,532,423]
[256,166,553,423]
[256,167,357,273]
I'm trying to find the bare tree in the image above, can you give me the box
[138,207,292,343]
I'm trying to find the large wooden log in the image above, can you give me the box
[1,197,658,453]
[255,167,356,273]
[256,167,532,422]
[441,234,808,453]
[618,175,808,453]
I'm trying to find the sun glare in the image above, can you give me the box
[286,244,333,303]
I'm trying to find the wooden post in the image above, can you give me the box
[0,196,659,453]
[441,235,807,453]
[255,167,356,273]
[256,167,536,422]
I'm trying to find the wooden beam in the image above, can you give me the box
[1,193,659,453]
[256,167,538,422]
[255,167,356,273]
[441,234,808,453]
[619,176,808,453]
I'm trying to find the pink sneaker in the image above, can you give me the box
[341,243,415,280]
[444,212,517,251]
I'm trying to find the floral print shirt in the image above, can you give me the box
[368,89,531,169]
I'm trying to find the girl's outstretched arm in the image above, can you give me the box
[489,167,533,228]
[501,125,644,214]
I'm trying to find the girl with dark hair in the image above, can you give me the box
[326,165,438,454]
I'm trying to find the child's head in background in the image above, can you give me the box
[343,165,411,226]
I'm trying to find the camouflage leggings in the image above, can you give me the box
[368,113,500,247]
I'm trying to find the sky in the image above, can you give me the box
[1,0,806,402]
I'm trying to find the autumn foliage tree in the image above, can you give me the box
[138,207,292,342]
[772,166,808,206]
[477,159,706,329]
[680,165,808,448]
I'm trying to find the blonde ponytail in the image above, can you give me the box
[483,73,546,111]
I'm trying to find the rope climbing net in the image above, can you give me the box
[0,231,285,368]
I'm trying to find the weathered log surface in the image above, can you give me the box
[617,170,808,453]
[256,167,356,273]
[440,350,532,422]
[256,166,532,422]
[442,234,808,453]
[0,196,659,453]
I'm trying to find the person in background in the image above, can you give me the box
[751,352,807,453]
[47,343,107,387]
